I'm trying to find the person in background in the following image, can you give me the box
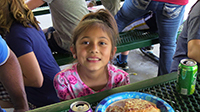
[171,0,200,73]
[114,11,158,71]
[0,36,29,112]
[87,0,121,16]
[26,0,89,55]
[0,0,60,108]
[53,9,130,100]
[114,0,188,76]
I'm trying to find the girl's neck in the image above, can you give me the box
[77,64,108,78]
[77,64,109,91]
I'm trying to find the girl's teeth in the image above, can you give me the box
[88,58,99,61]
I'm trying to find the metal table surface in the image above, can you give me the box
[28,72,200,112]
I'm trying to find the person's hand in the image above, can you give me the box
[87,2,94,7]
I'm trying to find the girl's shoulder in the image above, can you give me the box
[54,63,81,86]
[55,63,78,77]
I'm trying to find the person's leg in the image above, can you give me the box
[114,0,150,71]
[48,0,89,54]
[115,0,150,32]
[101,0,121,16]
[151,2,186,76]
[113,51,129,71]
[44,27,72,55]
[140,12,157,53]
[122,11,154,32]
[145,12,157,32]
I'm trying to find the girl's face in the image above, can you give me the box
[71,27,116,72]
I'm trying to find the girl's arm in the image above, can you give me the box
[187,39,200,63]
[18,52,44,87]
[25,0,45,10]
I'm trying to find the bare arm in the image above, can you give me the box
[18,52,44,87]
[0,49,29,112]
[187,39,200,63]
[25,0,45,10]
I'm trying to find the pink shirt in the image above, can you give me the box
[153,0,188,5]
[53,63,130,100]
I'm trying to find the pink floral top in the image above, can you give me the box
[53,63,130,100]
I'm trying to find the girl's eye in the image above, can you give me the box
[83,41,89,44]
[100,42,106,45]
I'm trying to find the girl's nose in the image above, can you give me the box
[90,43,99,53]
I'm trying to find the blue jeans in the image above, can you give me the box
[115,0,185,76]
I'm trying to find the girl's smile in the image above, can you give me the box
[87,57,101,62]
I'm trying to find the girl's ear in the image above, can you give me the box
[110,47,117,60]
[70,46,77,59]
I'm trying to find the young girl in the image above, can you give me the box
[53,9,130,100]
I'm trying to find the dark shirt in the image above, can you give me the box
[6,22,60,107]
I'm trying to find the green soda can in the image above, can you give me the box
[176,59,198,95]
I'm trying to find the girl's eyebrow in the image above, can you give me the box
[80,36,109,40]
[80,36,89,40]
[99,36,109,40]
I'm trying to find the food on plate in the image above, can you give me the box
[106,105,125,112]
[124,99,160,112]
[106,99,160,112]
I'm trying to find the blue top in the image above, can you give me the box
[6,22,61,107]
[170,2,200,73]
[0,36,9,66]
